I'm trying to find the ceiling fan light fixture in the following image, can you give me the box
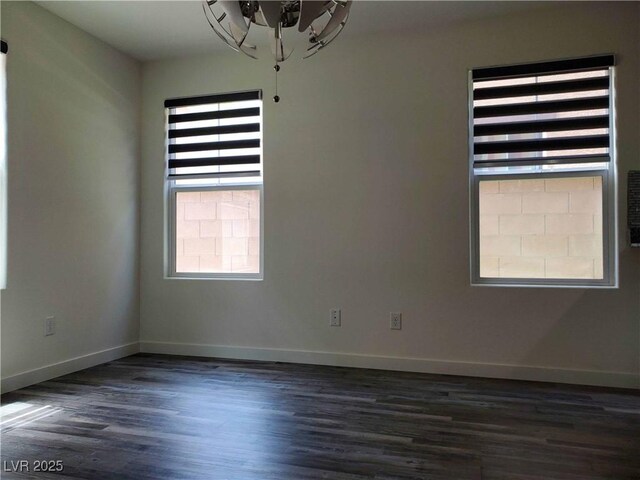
[202,0,352,61]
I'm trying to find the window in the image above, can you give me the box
[165,90,263,279]
[0,40,7,289]
[469,55,617,287]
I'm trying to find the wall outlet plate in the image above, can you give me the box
[390,312,402,330]
[330,309,341,327]
[44,316,56,336]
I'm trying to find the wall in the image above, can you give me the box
[0,1,140,391]
[140,2,640,387]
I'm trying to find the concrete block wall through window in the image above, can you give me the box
[175,190,260,274]
[479,176,603,279]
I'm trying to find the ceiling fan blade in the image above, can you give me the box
[260,1,282,28]
[315,0,351,42]
[202,3,240,52]
[218,0,248,33]
[239,44,259,59]
[298,0,331,32]
[229,20,249,46]
[203,3,258,59]
[304,15,347,59]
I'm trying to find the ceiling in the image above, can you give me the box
[38,1,552,61]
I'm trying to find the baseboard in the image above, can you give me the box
[1,342,140,393]
[140,341,639,389]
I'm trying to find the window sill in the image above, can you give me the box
[165,275,264,282]
[471,281,617,289]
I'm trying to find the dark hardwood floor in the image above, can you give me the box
[1,354,639,480]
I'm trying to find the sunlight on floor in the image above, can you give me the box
[0,402,61,431]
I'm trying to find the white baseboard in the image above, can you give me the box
[3,341,635,392]
[140,341,639,389]
[1,342,140,393]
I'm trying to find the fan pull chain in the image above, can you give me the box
[273,62,280,103]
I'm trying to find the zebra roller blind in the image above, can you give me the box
[165,90,262,181]
[471,55,615,168]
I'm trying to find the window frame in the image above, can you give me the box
[468,64,618,288]
[0,40,7,290]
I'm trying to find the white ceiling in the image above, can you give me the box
[38,1,552,61]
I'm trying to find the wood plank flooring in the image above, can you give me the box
[1,354,639,479]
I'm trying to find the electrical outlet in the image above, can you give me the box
[330,308,341,327]
[390,312,402,330]
[44,316,56,336]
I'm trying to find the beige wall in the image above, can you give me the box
[139,1,640,387]
[0,2,141,383]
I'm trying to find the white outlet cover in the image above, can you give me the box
[330,309,341,327]
[44,316,56,336]
[390,312,402,330]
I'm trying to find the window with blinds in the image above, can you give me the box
[472,55,614,169]
[165,90,264,279]
[0,40,7,289]
[469,55,617,287]
[165,90,262,184]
